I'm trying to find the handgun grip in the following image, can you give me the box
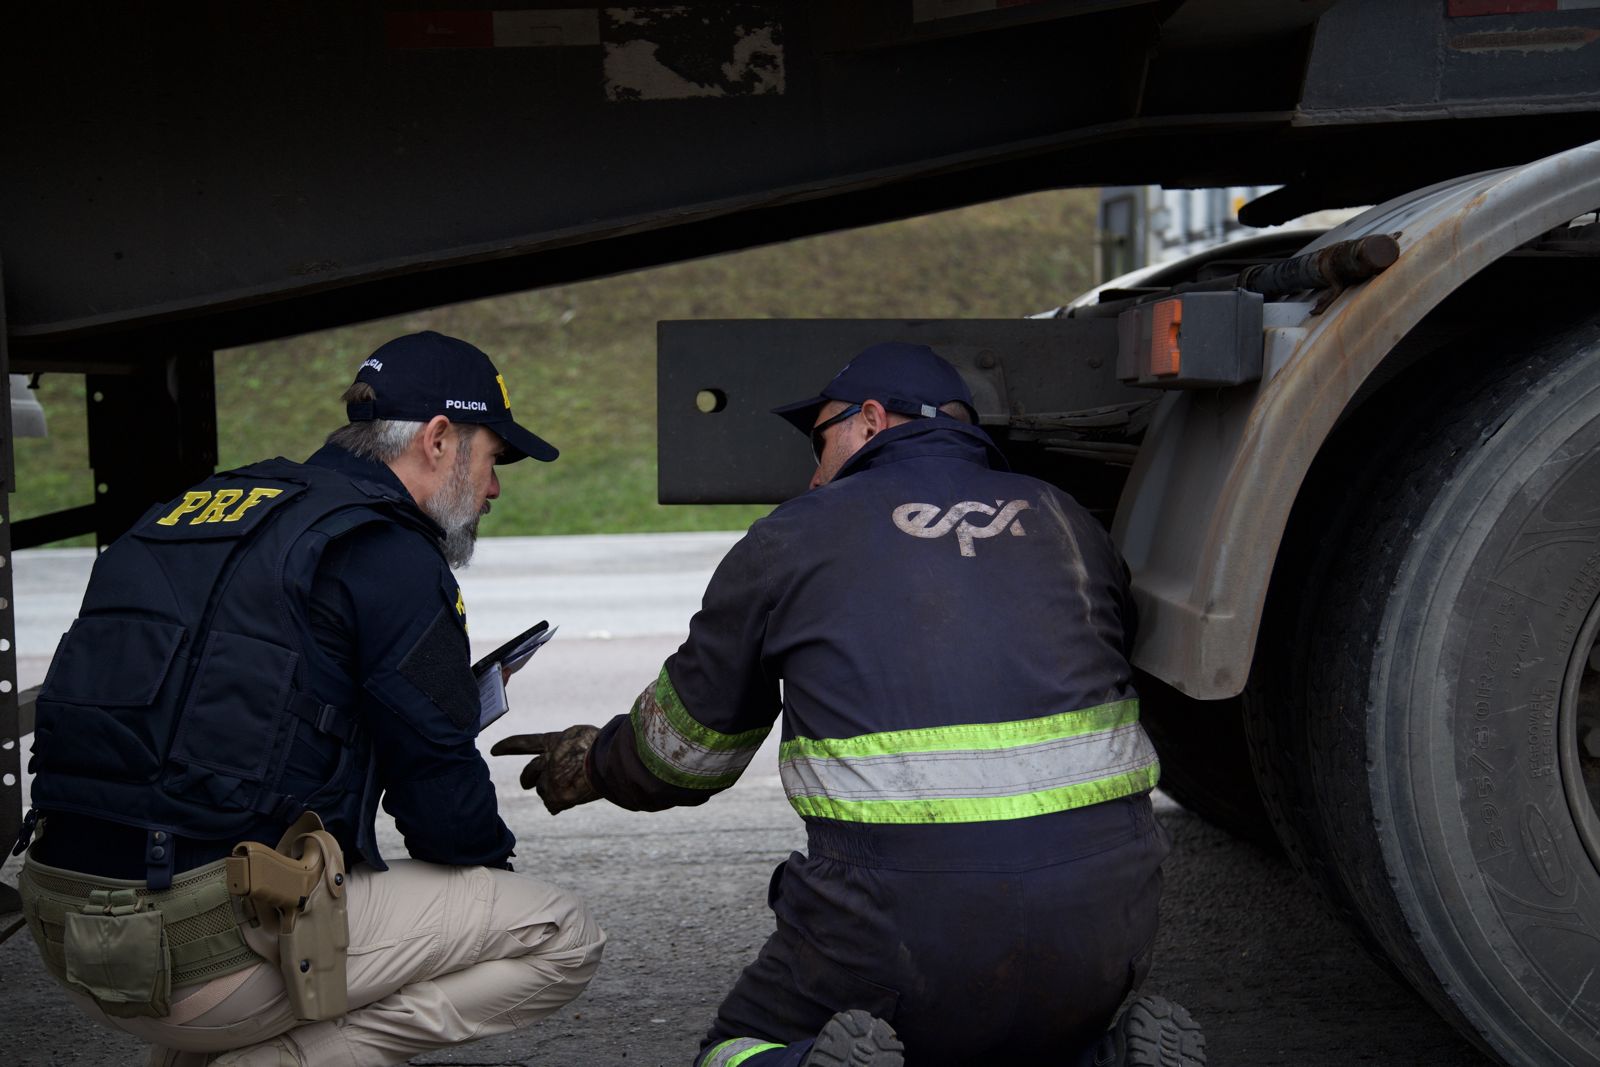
[225,841,319,914]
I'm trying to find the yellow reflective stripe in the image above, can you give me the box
[779,705,1159,825]
[787,763,1160,824]
[781,722,1154,803]
[780,699,1138,762]
[701,1038,786,1067]
[631,666,769,790]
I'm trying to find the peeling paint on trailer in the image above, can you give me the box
[603,6,785,101]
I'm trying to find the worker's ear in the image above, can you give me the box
[417,415,454,467]
[860,399,890,438]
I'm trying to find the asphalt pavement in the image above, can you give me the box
[0,533,1490,1066]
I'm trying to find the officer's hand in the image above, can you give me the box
[490,725,601,815]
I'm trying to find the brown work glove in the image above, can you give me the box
[490,725,601,815]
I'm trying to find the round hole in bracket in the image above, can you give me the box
[0,598,9,610]
[695,389,728,415]
[0,639,10,652]
[92,391,105,403]
[2,774,15,788]
[97,483,109,495]
[2,738,12,750]
[0,680,12,693]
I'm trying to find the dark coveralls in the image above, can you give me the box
[26,443,515,880]
[588,420,1169,1067]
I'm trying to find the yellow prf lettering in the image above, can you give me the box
[156,491,212,526]
[189,488,244,524]
[223,486,284,522]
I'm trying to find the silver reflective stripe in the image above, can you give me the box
[780,722,1157,806]
[634,696,765,786]
[630,669,769,790]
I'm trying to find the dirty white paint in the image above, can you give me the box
[605,39,725,100]
[603,7,785,101]
[722,24,783,92]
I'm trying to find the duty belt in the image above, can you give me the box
[18,849,259,998]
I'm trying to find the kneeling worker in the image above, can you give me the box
[15,332,605,1066]
[494,343,1204,1066]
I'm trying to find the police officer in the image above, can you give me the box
[15,332,605,1067]
[493,343,1204,1067]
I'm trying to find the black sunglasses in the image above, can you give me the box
[810,404,862,463]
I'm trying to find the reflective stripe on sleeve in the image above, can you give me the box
[631,666,770,790]
[778,701,1159,824]
[699,1037,787,1067]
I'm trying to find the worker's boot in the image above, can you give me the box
[1092,995,1206,1066]
[798,1009,905,1067]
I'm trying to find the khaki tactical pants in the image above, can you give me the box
[60,859,605,1067]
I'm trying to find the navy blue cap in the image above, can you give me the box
[347,331,557,463]
[771,342,977,435]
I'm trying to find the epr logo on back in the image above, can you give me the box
[892,500,1032,557]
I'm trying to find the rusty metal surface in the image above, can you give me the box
[1241,233,1400,298]
[1115,137,1600,699]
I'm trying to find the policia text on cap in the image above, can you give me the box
[13,332,605,1067]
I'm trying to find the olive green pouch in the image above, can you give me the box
[62,889,172,1018]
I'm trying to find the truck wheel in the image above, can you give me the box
[1252,316,1600,1064]
[1134,670,1277,850]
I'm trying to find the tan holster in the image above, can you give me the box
[225,812,349,1021]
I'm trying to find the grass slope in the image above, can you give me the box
[15,189,1096,538]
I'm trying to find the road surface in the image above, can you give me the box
[0,533,1488,1065]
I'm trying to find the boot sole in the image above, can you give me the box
[800,1009,905,1067]
[1108,996,1207,1067]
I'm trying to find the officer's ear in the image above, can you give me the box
[417,415,454,466]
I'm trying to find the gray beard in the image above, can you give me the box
[424,443,485,569]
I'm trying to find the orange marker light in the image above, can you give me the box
[1150,298,1182,377]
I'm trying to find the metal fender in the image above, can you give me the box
[1112,137,1600,699]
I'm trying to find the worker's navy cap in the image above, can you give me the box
[346,331,558,463]
[771,342,977,435]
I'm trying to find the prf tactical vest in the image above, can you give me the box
[28,458,437,888]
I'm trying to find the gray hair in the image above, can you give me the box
[326,382,474,461]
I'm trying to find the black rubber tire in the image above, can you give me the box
[1135,670,1278,851]
[1246,314,1600,1064]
